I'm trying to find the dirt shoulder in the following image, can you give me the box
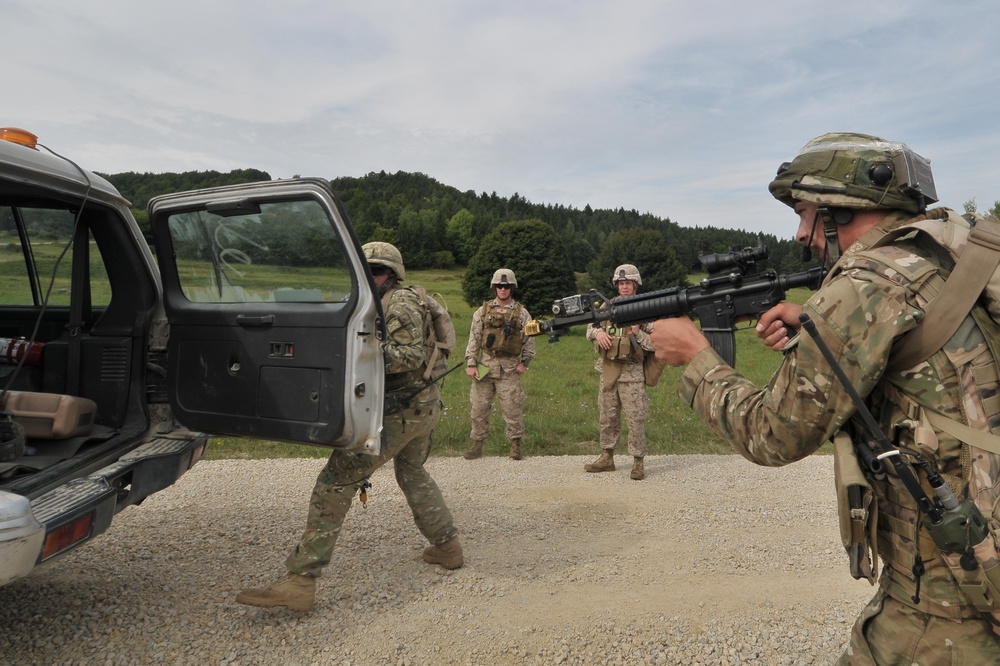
[0,454,872,665]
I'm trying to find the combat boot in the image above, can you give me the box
[463,440,484,460]
[235,573,316,611]
[509,438,522,460]
[631,457,645,480]
[584,450,615,473]
[422,537,464,569]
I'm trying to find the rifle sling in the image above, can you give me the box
[887,216,1000,373]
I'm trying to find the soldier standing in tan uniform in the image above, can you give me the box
[583,264,654,480]
[651,133,1000,663]
[463,269,535,461]
[236,242,462,612]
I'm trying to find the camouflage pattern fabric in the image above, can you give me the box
[676,208,1000,661]
[587,320,654,456]
[838,588,1000,664]
[284,286,457,577]
[465,299,535,442]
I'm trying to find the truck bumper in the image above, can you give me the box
[0,493,45,586]
[0,431,207,586]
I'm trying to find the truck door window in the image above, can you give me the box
[165,199,355,304]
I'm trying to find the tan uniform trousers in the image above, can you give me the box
[469,367,525,442]
[285,400,457,577]
[598,379,649,458]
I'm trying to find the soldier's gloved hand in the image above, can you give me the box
[384,393,404,415]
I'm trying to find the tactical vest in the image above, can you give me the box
[479,301,525,357]
[595,320,646,363]
[832,212,1000,628]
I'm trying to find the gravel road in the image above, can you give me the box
[0,454,872,665]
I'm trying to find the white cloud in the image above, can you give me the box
[5,0,1000,238]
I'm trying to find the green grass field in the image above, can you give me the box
[205,267,819,460]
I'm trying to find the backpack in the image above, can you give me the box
[382,285,456,382]
[413,286,457,382]
[877,209,1000,372]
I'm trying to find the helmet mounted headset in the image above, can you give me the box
[768,133,937,266]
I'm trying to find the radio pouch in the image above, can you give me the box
[833,430,879,584]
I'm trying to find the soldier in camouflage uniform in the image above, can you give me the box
[584,264,654,480]
[650,133,1000,663]
[463,268,536,461]
[236,242,462,612]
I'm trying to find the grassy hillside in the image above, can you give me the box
[206,267,816,460]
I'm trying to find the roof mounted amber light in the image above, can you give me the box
[0,127,39,150]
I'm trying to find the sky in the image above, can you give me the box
[5,0,1000,238]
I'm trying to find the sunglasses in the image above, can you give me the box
[370,266,391,276]
[495,285,511,290]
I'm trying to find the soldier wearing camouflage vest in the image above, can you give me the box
[583,264,654,480]
[463,268,535,461]
[236,242,462,613]
[650,133,1000,663]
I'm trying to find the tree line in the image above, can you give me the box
[101,168,819,315]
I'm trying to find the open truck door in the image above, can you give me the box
[149,178,384,453]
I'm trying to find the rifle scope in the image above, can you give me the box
[698,246,769,275]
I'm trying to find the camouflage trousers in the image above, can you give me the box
[598,379,649,458]
[469,371,525,441]
[285,400,457,577]
[838,588,1000,664]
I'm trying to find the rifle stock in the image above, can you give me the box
[524,246,825,367]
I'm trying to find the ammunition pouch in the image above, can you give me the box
[833,430,879,584]
[597,329,644,363]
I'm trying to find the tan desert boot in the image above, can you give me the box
[463,440,484,460]
[630,457,645,480]
[422,537,464,569]
[509,438,522,460]
[584,450,615,473]
[235,573,316,611]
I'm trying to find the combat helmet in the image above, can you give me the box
[611,264,642,287]
[769,132,937,214]
[490,268,517,288]
[362,241,405,280]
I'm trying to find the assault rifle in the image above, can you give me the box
[523,246,825,367]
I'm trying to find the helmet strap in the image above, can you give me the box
[802,210,819,263]
[818,206,845,267]
[378,275,398,298]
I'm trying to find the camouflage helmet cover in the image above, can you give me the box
[490,268,517,288]
[768,132,938,214]
[362,241,405,280]
[611,264,642,286]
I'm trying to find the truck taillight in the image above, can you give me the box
[41,512,94,561]
[0,128,39,150]
[190,441,207,469]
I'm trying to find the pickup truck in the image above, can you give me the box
[0,127,384,585]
